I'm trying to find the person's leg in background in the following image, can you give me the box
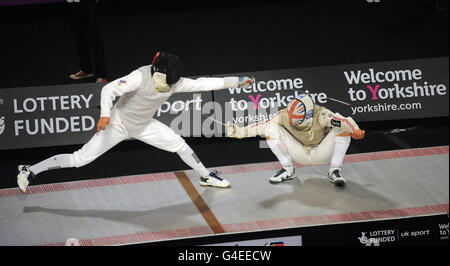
[82,0,107,83]
[67,1,94,80]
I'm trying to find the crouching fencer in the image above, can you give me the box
[226,93,365,186]
[17,51,254,192]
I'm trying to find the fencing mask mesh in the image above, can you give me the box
[287,93,315,127]
[151,51,183,91]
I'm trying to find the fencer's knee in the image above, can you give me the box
[335,135,351,144]
[70,152,82,168]
[266,138,281,146]
[71,150,96,168]
[175,140,189,155]
[264,124,283,141]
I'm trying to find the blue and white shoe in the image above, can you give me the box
[199,170,231,188]
[17,165,35,193]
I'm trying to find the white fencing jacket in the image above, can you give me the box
[100,65,237,133]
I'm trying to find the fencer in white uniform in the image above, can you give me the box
[226,93,365,186]
[17,51,254,192]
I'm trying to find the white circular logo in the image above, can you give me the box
[65,238,80,246]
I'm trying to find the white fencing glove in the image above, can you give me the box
[225,122,245,139]
[237,76,254,89]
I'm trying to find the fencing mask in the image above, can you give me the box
[151,51,183,92]
[286,93,315,128]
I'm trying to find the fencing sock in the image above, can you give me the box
[176,144,210,178]
[330,136,351,171]
[28,154,74,176]
[267,139,294,174]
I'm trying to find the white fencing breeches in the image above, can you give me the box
[30,117,190,175]
[265,125,351,167]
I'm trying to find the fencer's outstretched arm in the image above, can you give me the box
[317,108,365,139]
[227,106,365,140]
[226,111,283,139]
[172,77,253,93]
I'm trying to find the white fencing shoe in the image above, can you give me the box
[199,170,231,188]
[269,168,295,184]
[328,168,346,187]
[17,165,35,193]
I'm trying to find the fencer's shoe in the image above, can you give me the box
[69,71,93,80]
[199,170,231,188]
[269,167,295,184]
[17,165,35,193]
[328,168,346,187]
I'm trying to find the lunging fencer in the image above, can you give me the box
[226,93,365,186]
[17,51,254,192]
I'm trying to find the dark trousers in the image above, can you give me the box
[67,0,106,78]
